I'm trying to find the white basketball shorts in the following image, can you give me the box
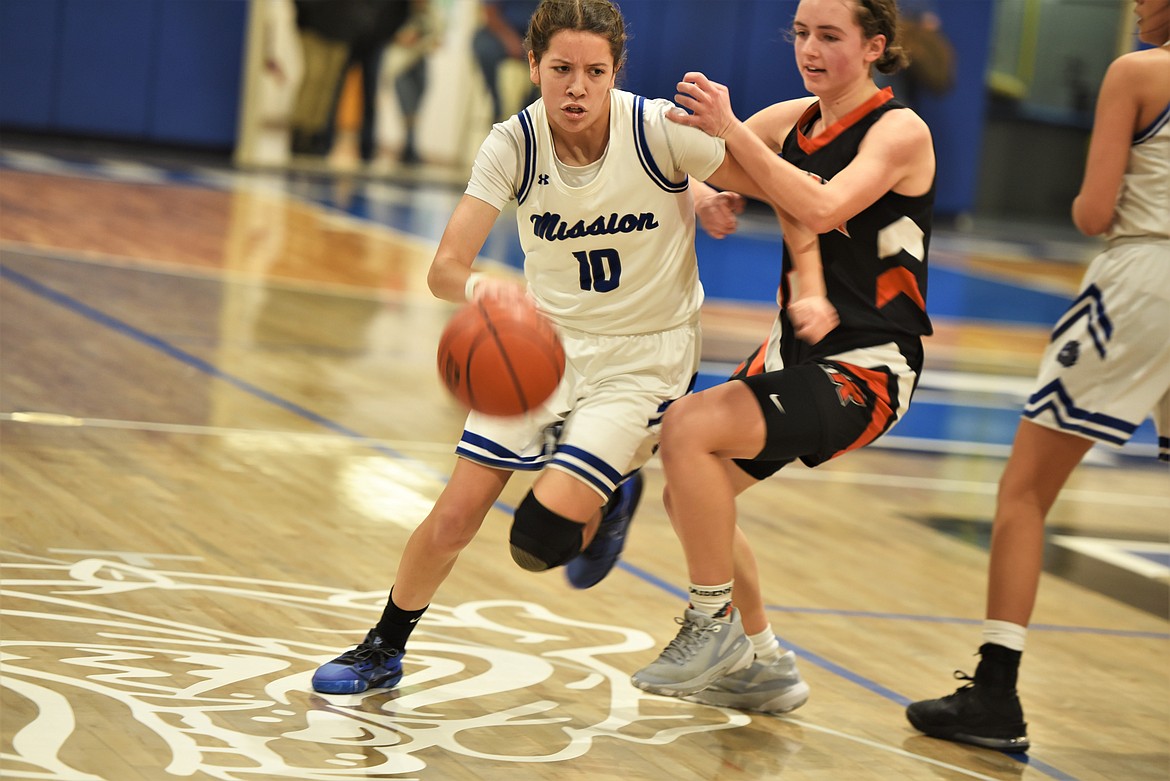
[1023,240,1170,461]
[455,320,702,497]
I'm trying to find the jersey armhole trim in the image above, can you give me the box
[633,96,689,193]
[1134,102,1170,145]
[517,109,538,205]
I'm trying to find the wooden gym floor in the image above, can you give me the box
[1,142,1166,781]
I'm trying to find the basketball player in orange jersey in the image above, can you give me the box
[908,0,1169,751]
[311,0,834,695]
[630,0,936,715]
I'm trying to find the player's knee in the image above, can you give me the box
[659,395,701,463]
[509,492,583,572]
[662,481,676,518]
[422,510,480,556]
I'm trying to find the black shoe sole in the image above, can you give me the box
[949,731,1030,753]
[908,713,1030,753]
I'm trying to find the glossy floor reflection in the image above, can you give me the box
[1,141,1166,781]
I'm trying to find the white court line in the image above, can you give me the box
[772,462,1170,509]
[1051,536,1170,578]
[789,718,1005,780]
[1,412,456,455]
[5,412,1166,509]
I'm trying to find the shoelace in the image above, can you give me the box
[658,616,724,663]
[339,641,399,666]
[945,670,976,698]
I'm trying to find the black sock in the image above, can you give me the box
[975,642,1022,691]
[374,588,428,651]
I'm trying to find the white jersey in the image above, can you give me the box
[465,89,726,335]
[1106,98,1170,245]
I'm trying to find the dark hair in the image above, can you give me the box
[854,0,909,74]
[785,0,908,74]
[526,0,628,71]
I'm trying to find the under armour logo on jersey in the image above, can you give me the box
[538,174,549,185]
[1057,340,1080,367]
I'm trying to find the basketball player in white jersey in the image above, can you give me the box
[311,0,830,695]
[908,0,1170,751]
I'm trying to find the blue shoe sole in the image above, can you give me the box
[312,666,403,694]
[566,473,644,589]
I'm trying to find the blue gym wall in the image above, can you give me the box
[0,0,993,214]
[0,0,248,147]
[615,0,994,217]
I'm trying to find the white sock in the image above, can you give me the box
[688,581,733,618]
[982,619,1027,652]
[747,626,782,664]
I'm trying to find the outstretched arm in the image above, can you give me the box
[671,71,932,234]
[427,194,526,303]
[699,126,838,343]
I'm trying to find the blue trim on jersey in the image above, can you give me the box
[456,431,547,469]
[633,96,689,194]
[456,447,545,471]
[551,459,612,494]
[1023,379,1137,445]
[555,445,623,483]
[517,109,537,205]
[1134,102,1170,144]
[648,373,698,425]
[1050,284,1111,358]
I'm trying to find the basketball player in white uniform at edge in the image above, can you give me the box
[312,0,834,695]
[908,0,1170,752]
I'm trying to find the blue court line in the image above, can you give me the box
[0,261,510,521]
[756,604,1170,640]
[2,260,1092,780]
[614,560,1169,640]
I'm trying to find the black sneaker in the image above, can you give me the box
[312,629,403,694]
[906,672,1030,752]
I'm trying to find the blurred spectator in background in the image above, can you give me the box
[376,0,445,165]
[472,0,540,122]
[290,0,409,158]
[878,0,954,107]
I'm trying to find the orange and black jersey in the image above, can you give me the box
[778,88,934,373]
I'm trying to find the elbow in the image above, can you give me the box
[771,198,838,235]
[797,197,843,235]
[1074,216,1110,238]
[804,207,842,235]
[426,263,445,299]
[806,216,840,235]
[1071,198,1111,237]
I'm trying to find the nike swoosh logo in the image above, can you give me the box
[769,394,785,413]
[408,617,421,623]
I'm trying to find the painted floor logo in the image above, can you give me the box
[0,550,748,780]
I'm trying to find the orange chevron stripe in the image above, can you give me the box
[875,267,926,311]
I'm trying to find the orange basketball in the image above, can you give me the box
[437,297,565,416]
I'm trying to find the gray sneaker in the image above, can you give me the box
[631,607,754,697]
[683,651,810,713]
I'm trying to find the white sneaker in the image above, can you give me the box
[631,607,754,697]
[683,651,810,713]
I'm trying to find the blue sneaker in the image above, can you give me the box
[565,471,644,589]
[311,629,403,694]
